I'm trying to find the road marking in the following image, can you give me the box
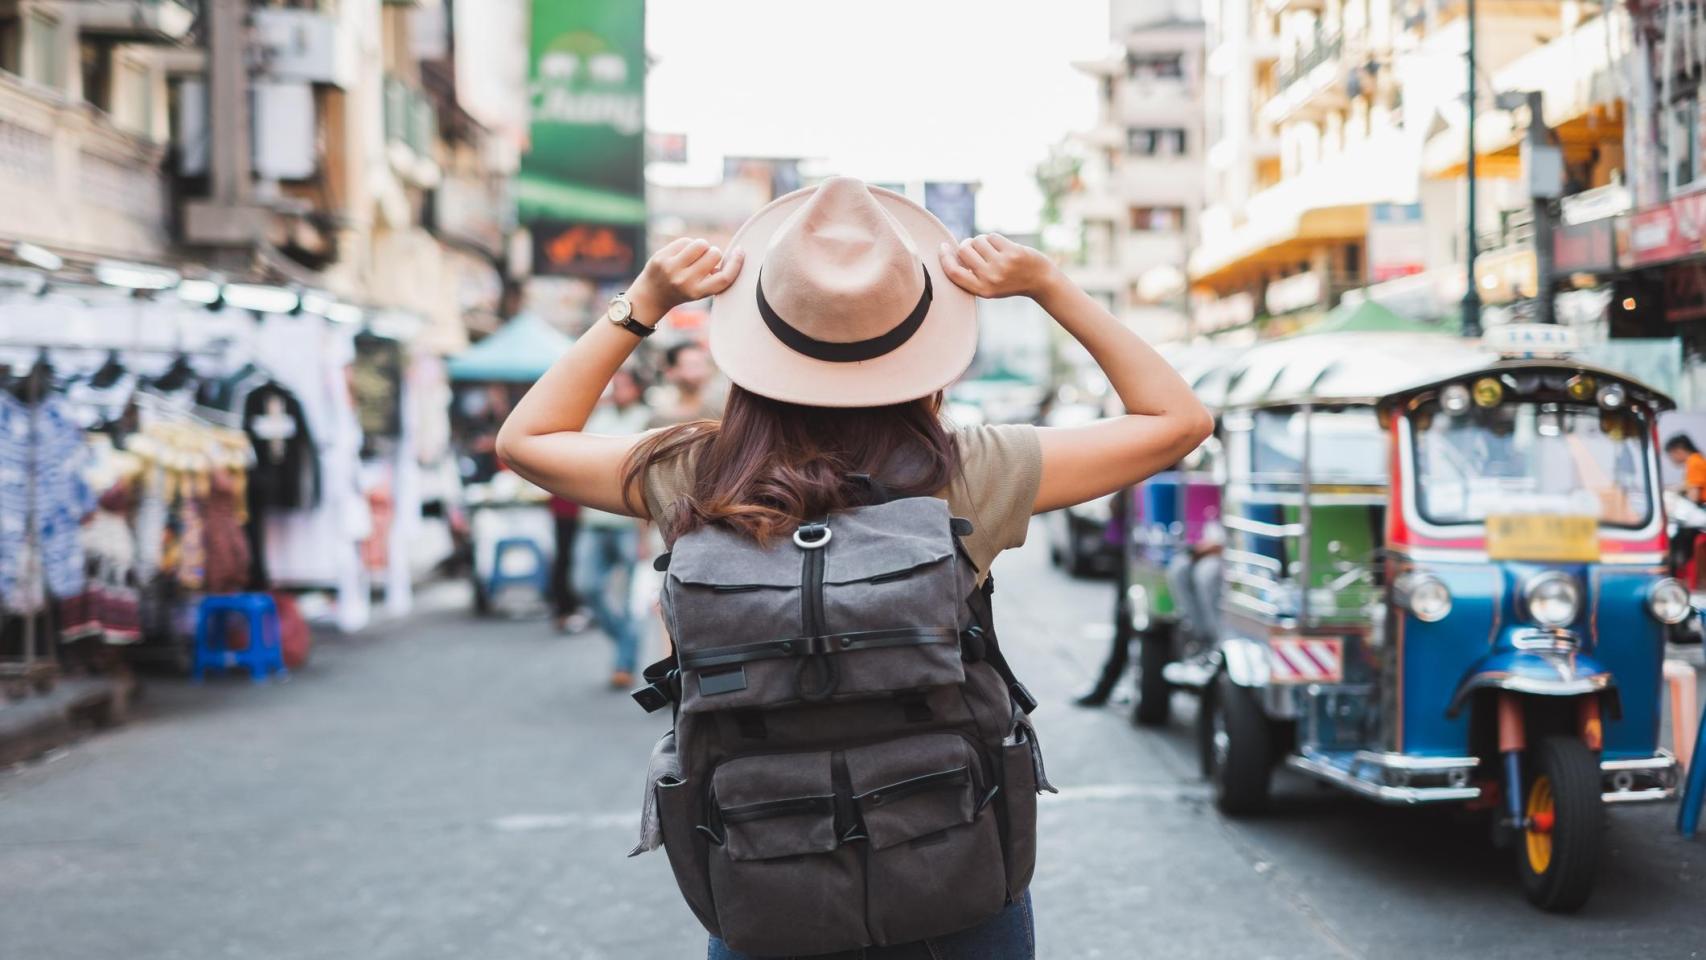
[490,812,634,832]
[1044,782,1211,803]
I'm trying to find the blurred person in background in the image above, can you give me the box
[1666,433,1706,577]
[547,494,587,633]
[575,368,651,688]
[648,341,724,427]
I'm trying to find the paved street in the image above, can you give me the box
[3,525,1706,959]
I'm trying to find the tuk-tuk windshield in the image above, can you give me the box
[1411,402,1652,528]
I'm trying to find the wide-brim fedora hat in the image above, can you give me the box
[708,176,977,408]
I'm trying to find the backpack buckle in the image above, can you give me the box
[1009,681,1039,715]
[960,626,987,663]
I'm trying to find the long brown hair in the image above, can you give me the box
[623,384,959,543]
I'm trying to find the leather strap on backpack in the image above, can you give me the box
[963,574,1038,715]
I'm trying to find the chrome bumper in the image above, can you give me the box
[1601,753,1679,804]
[1286,750,1483,805]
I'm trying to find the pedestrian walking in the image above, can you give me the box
[497,178,1210,958]
[573,369,651,688]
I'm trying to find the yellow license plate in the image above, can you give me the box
[1485,514,1601,563]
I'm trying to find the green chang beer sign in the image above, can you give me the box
[520,0,646,279]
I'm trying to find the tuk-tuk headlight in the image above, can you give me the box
[1521,572,1582,628]
[1398,573,1453,623]
[1648,578,1692,625]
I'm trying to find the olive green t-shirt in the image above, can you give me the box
[640,423,1044,580]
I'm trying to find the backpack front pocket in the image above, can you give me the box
[845,734,1007,945]
[706,752,868,956]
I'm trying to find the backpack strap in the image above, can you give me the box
[964,573,1038,715]
[633,653,681,714]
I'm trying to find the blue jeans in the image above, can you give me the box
[707,893,1035,960]
[573,525,640,673]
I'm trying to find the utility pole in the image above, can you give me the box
[1500,90,1562,325]
[1461,0,1482,337]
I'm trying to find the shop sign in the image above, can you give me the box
[1264,271,1324,315]
[924,182,978,241]
[1665,261,1706,323]
[1194,291,1255,333]
[1367,203,1426,282]
[1553,216,1617,275]
[1620,188,1706,268]
[518,0,646,278]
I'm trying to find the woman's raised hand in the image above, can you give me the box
[937,233,1060,300]
[631,238,746,319]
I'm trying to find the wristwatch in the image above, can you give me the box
[605,291,656,338]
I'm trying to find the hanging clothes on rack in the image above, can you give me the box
[0,390,94,614]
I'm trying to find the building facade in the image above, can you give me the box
[1061,0,1205,344]
[0,0,526,347]
[1189,0,1623,339]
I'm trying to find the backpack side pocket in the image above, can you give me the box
[655,776,718,936]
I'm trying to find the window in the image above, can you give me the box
[81,41,112,113]
[1130,206,1185,232]
[24,11,62,89]
[1127,127,1187,157]
[1669,98,1702,194]
[1128,53,1183,80]
[1412,403,1652,528]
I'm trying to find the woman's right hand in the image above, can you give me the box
[630,238,746,322]
[937,234,1061,301]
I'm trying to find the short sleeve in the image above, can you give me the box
[1687,455,1706,491]
[641,450,697,533]
[944,424,1043,578]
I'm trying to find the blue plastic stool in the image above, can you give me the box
[487,537,549,601]
[192,594,286,684]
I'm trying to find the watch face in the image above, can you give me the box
[609,297,633,323]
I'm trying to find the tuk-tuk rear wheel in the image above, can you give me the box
[1204,673,1272,816]
[1132,628,1173,727]
[1516,736,1603,913]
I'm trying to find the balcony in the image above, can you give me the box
[1119,157,1201,207]
[0,70,168,257]
[52,1,197,43]
[1119,78,1199,128]
[1262,32,1348,125]
[384,74,440,186]
[1122,231,1188,271]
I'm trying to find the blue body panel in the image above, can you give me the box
[1398,561,1666,760]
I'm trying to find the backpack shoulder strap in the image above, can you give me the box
[964,573,1038,716]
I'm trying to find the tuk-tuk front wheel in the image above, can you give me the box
[1132,628,1173,728]
[1516,736,1603,913]
[1202,673,1272,816]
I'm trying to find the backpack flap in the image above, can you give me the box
[666,499,972,713]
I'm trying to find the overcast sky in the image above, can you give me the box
[646,0,1109,233]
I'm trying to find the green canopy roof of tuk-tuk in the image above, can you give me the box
[447,314,574,383]
[1301,299,1458,337]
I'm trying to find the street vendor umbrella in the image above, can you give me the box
[447,314,574,383]
[1303,299,1456,336]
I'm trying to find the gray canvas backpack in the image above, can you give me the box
[631,493,1051,957]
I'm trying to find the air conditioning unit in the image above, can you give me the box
[253,8,356,89]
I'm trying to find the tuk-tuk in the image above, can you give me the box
[1121,348,1236,725]
[1197,329,1684,912]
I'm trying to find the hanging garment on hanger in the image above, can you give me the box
[0,392,94,612]
[202,468,251,594]
[244,381,320,511]
[60,482,141,644]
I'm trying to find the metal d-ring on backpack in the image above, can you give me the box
[629,492,1051,957]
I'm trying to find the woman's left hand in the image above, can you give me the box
[937,234,1060,300]
[630,238,746,321]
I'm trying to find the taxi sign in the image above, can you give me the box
[1485,513,1601,562]
[1484,323,1578,358]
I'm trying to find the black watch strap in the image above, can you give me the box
[614,315,656,338]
